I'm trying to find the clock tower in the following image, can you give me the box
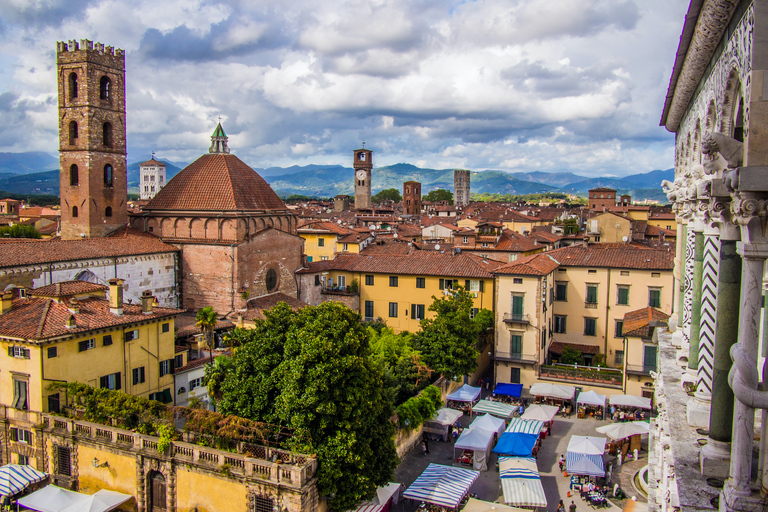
[353,147,373,209]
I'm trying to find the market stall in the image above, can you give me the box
[505,418,545,435]
[0,464,47,500]
[529,383,575,414]
[521,404,559,423]
[454,427,495,471]
[17,486,133,512]
[423,408,464,441]
[470,414,506,437]
[472,400,516,419]
[347,483,402,512]
[463,497,528,512]
[493,433,539,457]
[403,463,479,509]
[493,383,523,401]
[447,385,482,412]
[565,436,607,478]
[576,390,607,419]
[596,421,649,459]
[499,457,548,509]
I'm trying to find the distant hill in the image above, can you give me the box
[0,170,59,195]
[0,152,58,174]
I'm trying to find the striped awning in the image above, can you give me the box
[501,476,548,508]
[499,457,539,479]
[403,463,479,508]
[473,400,516,419]
[505,418,544,434]
[565,452,605,477]
[0,464,46,497]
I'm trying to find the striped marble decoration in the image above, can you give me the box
[682,227,695,349]
[697,234,719,395]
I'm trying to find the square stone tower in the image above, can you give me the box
[403,181,421,215]
[454,169,470,206]
[139,157,167,200]
[57,39,128,239]
[353,148,372,209]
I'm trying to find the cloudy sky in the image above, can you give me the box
[0,0,688,176]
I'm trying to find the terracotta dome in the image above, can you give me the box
[144,154,286,212]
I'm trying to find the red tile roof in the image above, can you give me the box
[297,221,353,236]
[139,158,166,167]
[494,253,560,276]
[145,154,287,211]
[0,297,183,341]
[547,243,673,270]
[31,281,107,298]
[241,292,307,321]
[622,307,670,338]
[299,250,505,278]
[0,227,178,267]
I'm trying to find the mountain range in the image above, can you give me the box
[0,152,672,202]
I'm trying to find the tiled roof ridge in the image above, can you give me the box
[37,300,51,338]
[222,154,237,209]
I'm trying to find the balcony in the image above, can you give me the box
[502,313,530,324]
[494,351,538,365]
[539,364,623,388]
[320,286,357,296]
[626,363,657,376]
[584,301,598,309]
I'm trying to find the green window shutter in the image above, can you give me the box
[511,335,522,354]
[465,280,471,289]
[479,280,484,292]
[587,286,597,303]
[512,296,524,315]
[439,279,444,290]
[618,287,629,305]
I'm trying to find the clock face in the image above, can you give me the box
[356,170,366,180]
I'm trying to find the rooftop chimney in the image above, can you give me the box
[0,291,12,314]
[65,314,76,329]
[141,290,154,314]
[69,297,80,314]
[109,278,124,316]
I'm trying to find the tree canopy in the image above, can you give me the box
[0,224,41,239]
[195,307,218,352]
[411,287,490,378]
[372,188,402,203]
[213,302,398,510]
[423,189,453,204]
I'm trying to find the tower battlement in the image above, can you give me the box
[57,39,124,57]
[57,40,125,68]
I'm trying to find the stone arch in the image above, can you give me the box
[720,67,742,136]
[256,217,266,231]
[190,218,205,239]
[174,217,190,238]
[204,218,219,240]
[161,217,175,237]
[146,217,159,234]
[221,218,237,240]
[74,270,100,283]
[68,72,78,100]
[275,217,283,231]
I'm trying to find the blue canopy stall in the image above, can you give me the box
[493,433,539,457]
[494,383,523,398]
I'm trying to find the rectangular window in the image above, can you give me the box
[416,277,425,288]
[12,378,28,410]
[132,366,145,385]
[389,276,398,287]
[388,302,398,318]
[56,446,72,476]
[615,320,624,338]
[617,285,630,306]
[411,304,425,320]
[439,279,459,290]
[8,346,30,359]
[651,272,661,278]
[511,294,524,316]
[584,318,597,336]
[365,275,374,286]
[555,282,567,301]
[175,354,184,369]
[510,334,523,355]
[189,377,204,390]
[510,367,521,384]
[615,350,625,366]
[588,269,597,274]
[162,323,170,333]
[124,329,138,342]
[620,270,630,276]
[338,275,346,288]
[558,268,566,273]
[160,359,173,377]
[103,335,113,346]
[48,393,60,413]
[513,278,523,284]
[470,307,479,319]
[554,315,567,334]
[364,301,374,319]
[644,345,657,372]
[649,288,662,308]
[320,256,329,261]
[463,236,468,244]
[586,285,598,304]
[10,428,31,444]
[99,372,121,390]
[465,279,480,291]
[78,339,95,352]
[343,243,349,251]
[18,455,29,466]
[318,238,325,247]
[314,274,320,285]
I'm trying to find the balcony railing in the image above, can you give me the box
[584,301,598,309]
[626,363,657,375]
[494,352,538,364]
[539,364,623,388]
[320,286,357,296]
[502,313,530,324]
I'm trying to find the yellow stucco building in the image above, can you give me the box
[297,221,353,261]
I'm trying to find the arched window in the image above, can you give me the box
[105,206,112,217]
[266,268,278,292]
[68,73,78,100]
[103,122,113,148]
[69,164,79,186]
[72,206,78,218]
[104,164,113,187]
[734,98,745,142]
[100,76,111,100]
[69,121,78,145]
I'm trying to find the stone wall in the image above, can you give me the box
[394,377,461,458]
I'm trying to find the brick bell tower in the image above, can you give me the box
[57,39,128,239]
[353,146,372,209]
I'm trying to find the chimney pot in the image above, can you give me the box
[0,291,12,314]
[141,290,154,314]
[109,278,124,316]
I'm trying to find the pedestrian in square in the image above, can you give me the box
[569,501,577,512]
[558,500,565,512]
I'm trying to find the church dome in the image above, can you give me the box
[144,124,287,212]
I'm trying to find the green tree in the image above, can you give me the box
[560,346,582,365]
[0,224,41,239]
[195,307,218,354]
[372,188,402,203]
[217,302,398,510]
[412,288,482,378]
[423,189,454,204]
[368,327,431,404]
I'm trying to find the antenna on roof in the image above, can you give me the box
[361,140,366,148]
[151,151,155,160]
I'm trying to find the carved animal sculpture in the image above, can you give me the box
[702,132,744,168]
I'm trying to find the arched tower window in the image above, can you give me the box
[104,164,113,187]
[734,98,745,142]
[105,206,112,217]
[68,73,78,100]
[68,121,78,145]
[72,206,78,218]
[99,76,111,101]
[69,164,79,186]
[103,122,113,148]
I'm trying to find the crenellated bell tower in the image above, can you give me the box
[57,39,128,239]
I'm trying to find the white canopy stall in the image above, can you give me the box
[423,408,464,441]
[565,436,607,478]
[454,427,495,471]
[608,395,652,409]
[576,390,607,419]
[529,383,575,400]
[447,385,482,403]
[470,414,506,437]
[521,404,559,423]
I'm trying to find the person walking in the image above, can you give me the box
[557,500,565,512]
[569,501,577,512]
[424,438,429,454]
[422,441,427,456]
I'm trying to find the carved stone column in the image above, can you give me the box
[682,222,695,353]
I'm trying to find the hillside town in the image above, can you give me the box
[0,2,763,512]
